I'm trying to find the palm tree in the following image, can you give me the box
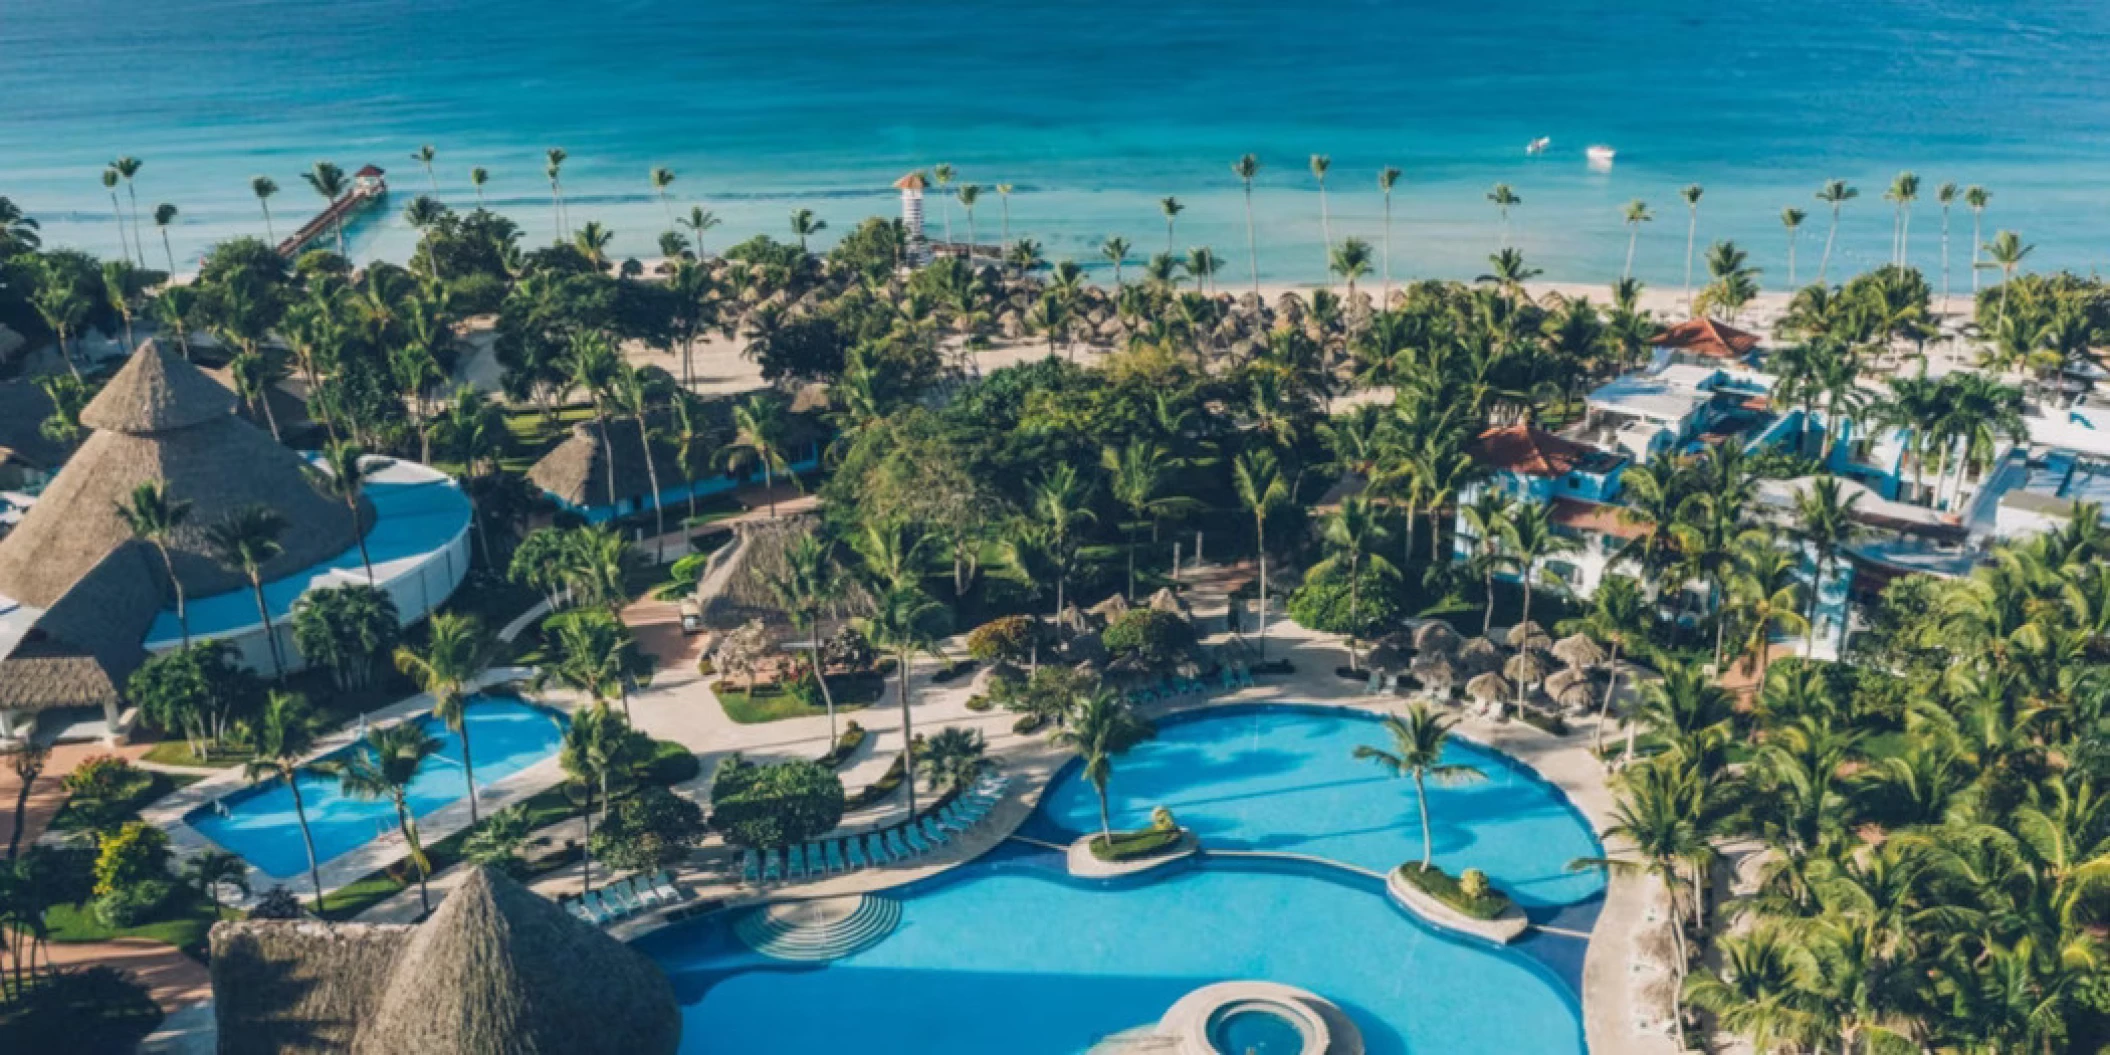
[1159,196,1184,255]
[184,850,248,923]
[933,163,957,244]
[1883,171,1920,266]
[1504,501,1579,628]
[1728,542,1809,685]
[1814,179,1858,283]
[719,395,796,517]
[303,161,351,258]
[312,442,382,582]
[411,144,438,193]
[1935,181,1959,303]
[1683,924,1816,1052]
[1315,495,1395,669]
[995,182,1014,253]
[956,184,980,260]
[206,506,289,680]
[99,168,132,263]
[1309,155,1334,270]
[1571,759,1718,1005]
[111,155,145,266]
[394,612,494,822]
[28,259,89,381]
[1354,704,1486,868]
[544,609,637,718]
[1233,449,1290,659]
[339,721,443,913]
[1031,464,1096,627]
[649,165,677,225]
[859,587,948,818]
[1460,488,1517,634]
[1101,440,1182,599]
[1679,184,1705,304]
[545,147,569,239]
[1790,476,1860,656]
[788,208,827,253]
[116,483,194,648]
[573,221,614,270]
[1233,154,1261,296]
[1563,574,1647,756]
[251,176,279,243]
[1621,199,1651,280]
[244,690,330,911]
[469,166,489,207]
[1185,246,1220,295]
[560,701,644,894]
[1330,238,1374,305]
[1781,207,1806,286]
[609,367,668,558]
[1486,183,1520,249]
[1100,236,1130,286]
[1964,185,1990,293]
[766,533,844,742]
[680,207,722,259]
[1377,165,1405,301]
[151,203,179,274]
[104,256,140,349]
[1054,689,1144,846]
[1979,230,2033,328]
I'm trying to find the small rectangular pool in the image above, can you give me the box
[188,694,566,879]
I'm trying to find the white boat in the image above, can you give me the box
[1526,137,1551,155]
[1586,145,1617,163]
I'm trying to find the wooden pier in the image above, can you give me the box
[276,165,389,258]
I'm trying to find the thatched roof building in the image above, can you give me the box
[527,415,693,514]
[0,340,362,724]
[210,866,679,1055]
[697,514,872,633]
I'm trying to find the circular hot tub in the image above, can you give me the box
[1206,1000,1319,1054]
[1160,981,1361,1055]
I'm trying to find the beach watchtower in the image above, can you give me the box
[894,171,930,265]
[353,165,388,194]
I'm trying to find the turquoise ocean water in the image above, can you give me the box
[5,0,2109,286]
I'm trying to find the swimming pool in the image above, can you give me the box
[188,694,566,879]
[641,705,1601,1054]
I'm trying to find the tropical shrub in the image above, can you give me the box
[592,786,708,871]
[1286,565,1401,636]
[709,755,846,848]
[966,615,1042,665]
[249,886,304,919]
[0,965,162,1053]
[1394,862,1513,921]
[291,583,401,692]
[91,821,170,898]
[818,721,867,768]
[1101,609,1193,667]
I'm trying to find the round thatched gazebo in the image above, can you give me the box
[1504,650,1554,688]
[1506,620,1546,645]
[1411,653,1459,694]
[1545,667,1596,712]
[1552,633,1608,669]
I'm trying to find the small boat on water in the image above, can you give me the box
[1525,137,1551,155]
[1586,145,1617,163]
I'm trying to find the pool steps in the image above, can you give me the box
[733,893,903,961]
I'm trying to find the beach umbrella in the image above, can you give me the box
[1366,641,1412,673]
[1512,631,1555,655]
[1411,653,1459,692]
[1506,620,1546,645]
[1458,637,1506,674]
[1412,621,1461,655]
[1547,672,1596,712]
[1552,633,1608,669]
[1504,650,1554,686]
[1465,672,1513,704]
[1544,667,1590,698]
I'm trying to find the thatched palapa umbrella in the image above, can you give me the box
[1504,649,1554,688]
[1552,633,1608,669]
[1506,620,1546,645]
[1411,653,1460,693]
[1544,667,1595,712]
[1512,631,1554,655]
[1457,637,1505,675]
[1412,620,1461,656]
[1465,671,1513,705]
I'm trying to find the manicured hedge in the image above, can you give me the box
[1087,827,1185,862]
[1394,862,1514,921]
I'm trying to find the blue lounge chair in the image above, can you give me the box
[741,848,760,883]
[886,830,913,859]
[763,848,783,882]
[847,837,869,868]
[824,841,845,873]
[920,818,948,846]
[565,899,595,925]
[936,803,967,832]
[598,884,634,919]
[1238,666,1255,688]
[785,846,804,880]
[865,833,891,864]
[905,824,932,853]
[650,869,680,901]
[580,890,612,923]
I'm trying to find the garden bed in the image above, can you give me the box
[1391,862,1514,921]
[1087,827,1187,862]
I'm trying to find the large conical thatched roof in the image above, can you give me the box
[79,338,239,433]
[0,341,363,609]
[360,868,679,1055]
[211,867,679,1055]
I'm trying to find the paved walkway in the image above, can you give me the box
[0,740,154,853]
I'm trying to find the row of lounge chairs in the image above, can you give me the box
[1364,670,1407,694]
[563,869,688,926]
[741,774,1012,885]
[1125,665,1254,707]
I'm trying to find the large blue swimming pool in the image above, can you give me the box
[641,705,1603,1054]
[189,694,565,879]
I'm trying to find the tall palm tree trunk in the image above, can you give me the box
[397,800,431,913]
[896,650,917,818]
[1592,639,1624,756]
[1414,772,1434,868]
[252,578,286,680]
[290,784,325,913]
[812,621,838,744]
[1820,209,1840,282]
[459,718,480,824]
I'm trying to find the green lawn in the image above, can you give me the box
[138,742,248,769]
[714,673,883,724]
[45,890,237,961]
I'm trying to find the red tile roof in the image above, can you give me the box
[354,164,386,179]
[893,172,928,191]
[1549,498,1649,540]
[1468,424,1594,477]
[1652,318,1761,359]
